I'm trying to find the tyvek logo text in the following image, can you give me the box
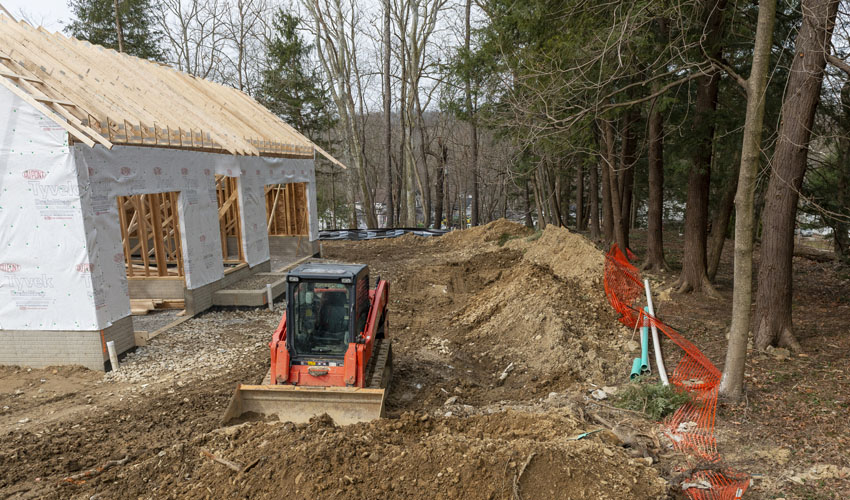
[6,274,54,290]
[29,181,80,197]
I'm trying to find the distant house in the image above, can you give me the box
[0,15,344,369]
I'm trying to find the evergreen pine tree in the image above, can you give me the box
[66,0,164,61]
[258,10,335,142]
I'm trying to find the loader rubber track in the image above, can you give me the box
[366,340,393,389]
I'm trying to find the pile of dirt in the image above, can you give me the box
[509,225,605,284]
[452,260,627,383]
[106,411,667,499]
[439,218,534,249]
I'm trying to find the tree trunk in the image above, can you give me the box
[678,0,728,294]
[619,112,638,249]
[434,140,447,229]
[383,0,393,228]
[464,0,479,226]
[707,172,738,281]
[524,180,534,228]
[643,18,668,271]
[599,123,614,243]
[752,0,839,351]
[835,163,850,256]
[603,120,627,250]
[113,0,125,53]
[644,92,667,271]
[532,174,546,230]
[575,162,585,230]
[719,0,777,402]
[589,161,601,239]
[415,95,432,227]
[349,167,359,229]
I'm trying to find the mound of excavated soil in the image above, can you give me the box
[509,225,605,284]
[117,411,666,500]
[439,219,533,249]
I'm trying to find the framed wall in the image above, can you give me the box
[117,192,185,278]
[265,183,309,236]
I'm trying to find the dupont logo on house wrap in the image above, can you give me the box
[75,263,95,273]
[22,169,46,181]
[200,234,207,243]
[154,167,163,176]
[113,253,124,263]
[226,169,233,176]
[0,263,21,273]
[120,167,132,176]
[181,167,189,176]
[204,168,211,176]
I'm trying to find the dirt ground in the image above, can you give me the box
[0,220,845,499]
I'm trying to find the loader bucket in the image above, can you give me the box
[220,384,387,426]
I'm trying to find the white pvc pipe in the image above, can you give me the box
[106,340,119,372]
[266,284,274,311]
[643,279,669,386]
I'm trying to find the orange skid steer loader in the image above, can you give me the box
[222,263,392,425]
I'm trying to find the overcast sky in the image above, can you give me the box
[2,0,71,30]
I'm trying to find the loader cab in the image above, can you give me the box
[286,264,370,362]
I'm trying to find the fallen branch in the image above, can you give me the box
[201,449,243,473]
[62,455,129,484]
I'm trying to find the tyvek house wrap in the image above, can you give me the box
[1,86,320,332]
[0,87,100,330]
[74,146,318,331]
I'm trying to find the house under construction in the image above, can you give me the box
[0,15,341,370]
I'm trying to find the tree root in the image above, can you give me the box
[512,452,536,500]
[674,274,720,299]
[641,259,670,273]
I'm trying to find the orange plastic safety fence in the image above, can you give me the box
[603,245,643,327]
[602,244,749,500]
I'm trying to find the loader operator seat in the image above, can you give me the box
[316,291,349,347]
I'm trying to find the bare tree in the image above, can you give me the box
[719,0,777,402]
[157,0,229,80]
[223,0,272,94]
[392,0,448,226]
[304,0,379,228]
[383,0,394,227]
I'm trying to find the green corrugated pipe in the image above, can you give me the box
[641,307,651,375]
[630,357,642,379]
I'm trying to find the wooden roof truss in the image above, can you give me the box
[0,14,344,166]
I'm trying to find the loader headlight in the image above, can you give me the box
[341,278,352,284]
[288,276,299,282]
